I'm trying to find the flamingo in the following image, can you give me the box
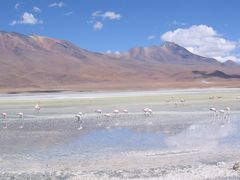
[209,96,215,100]
[225,107,230,121]
[18,112,24,129]
[104,113,111,118]
[75,112,83,130]
[180,99,186,105]
[113,109,120,117]
[95,109,102,117]
[34,103,41,112]
[209,107,217,120]
[143,108,152,116]
[2,112,8,129]
[148,108,153,115]
[78,112,83,116]
[103,113,111,129]
[225,107,230,112]
[122,109,128,116]
[218,110,225,120]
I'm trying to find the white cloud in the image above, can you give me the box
[102,11,121,20]
[90,11,121,31]
[49,2,64,8]
[147,35,155,40]
[92,11,121,20]
[21,12,39,24]
[171,20,187,26]
[161,25,239,62]
[14,3,20,9]
[93,21,103,30]
[105,50,120,55]
[10,12,43,25]
[115,51,120,55]
[106,50,112,54]
[92,11,101,17]
[9,20,17,26]
[33,6,41,13]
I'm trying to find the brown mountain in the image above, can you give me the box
[113,42,220,65]
[0,31,239,92]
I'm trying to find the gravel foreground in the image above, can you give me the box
[0,164,239,180]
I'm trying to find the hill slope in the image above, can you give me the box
[0,31,239,92]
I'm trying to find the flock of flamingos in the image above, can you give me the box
[1,95,240,130]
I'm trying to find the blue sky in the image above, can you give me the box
[1,0,240,62]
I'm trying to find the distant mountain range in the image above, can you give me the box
[0,31,239,92]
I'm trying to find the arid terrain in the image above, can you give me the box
[0,31,240,93]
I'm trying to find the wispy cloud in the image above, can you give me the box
[10,12,43,25]
[14,3,21,9]
[147,35,156,40]
[64,11,73,16]
[106,50,112,54]
[92,11,122,20]
[9,20,17,26]
[48,2,64,8]
[171,20,187,26]
[161,25,239,62]
[33,6,41,13]
[90,10,122,31]
[93,21,103,30]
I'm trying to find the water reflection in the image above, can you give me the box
[57,128,167,154]
[166,120,239,150]
[51,118,240,158]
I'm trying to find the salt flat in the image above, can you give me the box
[0,88,240,179]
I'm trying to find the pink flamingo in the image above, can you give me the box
[2,112,8,129]
[113,109,120,117]
[18,112,24,129]
[143,108,152,116]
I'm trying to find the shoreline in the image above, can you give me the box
[0,80,240,94]
[0,86,240,96]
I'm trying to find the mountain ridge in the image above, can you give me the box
[0,31,239,92]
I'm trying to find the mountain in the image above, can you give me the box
[113,42,221,66]
[222,60,240,68]
[0,31,239,92]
